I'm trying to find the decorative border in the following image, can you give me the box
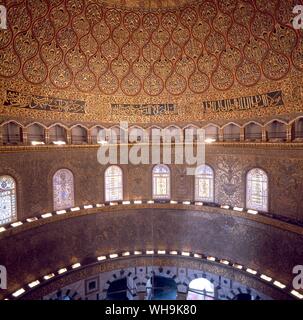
[1,201,302,241]
[6,253,301,301]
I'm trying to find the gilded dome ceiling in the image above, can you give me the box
[0,0,302,123]
[99,0,197,10]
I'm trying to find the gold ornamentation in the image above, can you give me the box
[0,0,301,123]
[202,90,284,114]
[4,90,86,114]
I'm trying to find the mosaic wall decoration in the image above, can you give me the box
[0,0,301,95]
[0,0,302,123]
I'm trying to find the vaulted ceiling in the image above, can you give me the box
[0,0,302,123]
[1,0,302,96]
[99,0,197,10]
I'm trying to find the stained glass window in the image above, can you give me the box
[187,278,215,300]
[195,165,214,202]
[53,169,74,211]
[246,168,268,212]
[105,166,123,202]
[152,165,170,199]
[0,175,17,225]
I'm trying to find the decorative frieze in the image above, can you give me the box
[4,90,86,114]
[202,91,284,114]
[111,103,178,118]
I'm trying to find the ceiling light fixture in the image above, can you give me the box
[205,138,216,144]
[53,141,66,145]
[58,268,67,274]
[12,288,25,297]
[97,256,107,261]
[28,280,40,288]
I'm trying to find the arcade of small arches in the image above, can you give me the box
[0,165,268,226]
[1,117,303,146]
[44,266,270,301]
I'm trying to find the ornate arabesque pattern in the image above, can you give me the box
[216,156,244,206]
[99,0,198,10]
[0,0,302,98]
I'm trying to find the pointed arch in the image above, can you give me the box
[244,122,262,141]
[222,122,241,141]
[49,124,67,143]
[2,121,23,144]
[71,125,88,144]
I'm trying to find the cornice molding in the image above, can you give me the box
[1,142,303,154]
[1,204,302,241]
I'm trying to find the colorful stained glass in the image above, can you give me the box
[105,166,123,201]
[53,169,74,210]
[0,175,17,225]
[195,165,214,202]
[246,168,268,212]
[153,165,170,199]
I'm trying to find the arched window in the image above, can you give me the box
[266,120,286,141]
[246,168,268,212]
[71,125,88,144]
[105,166,123,202]
[244,123,262,141]
[204,125,219,141]
[187,278,215,300]
[53,169,74,210]
[49,125,67,144]
[152,165,170,199]
[146,276,177,300]
[91,126,106,144]
[3,122,23,145]
[223,123,240,141]
[28,123,45,143]
[106,278,129,300]
[195,165,214,202]
[0,175,17,225]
